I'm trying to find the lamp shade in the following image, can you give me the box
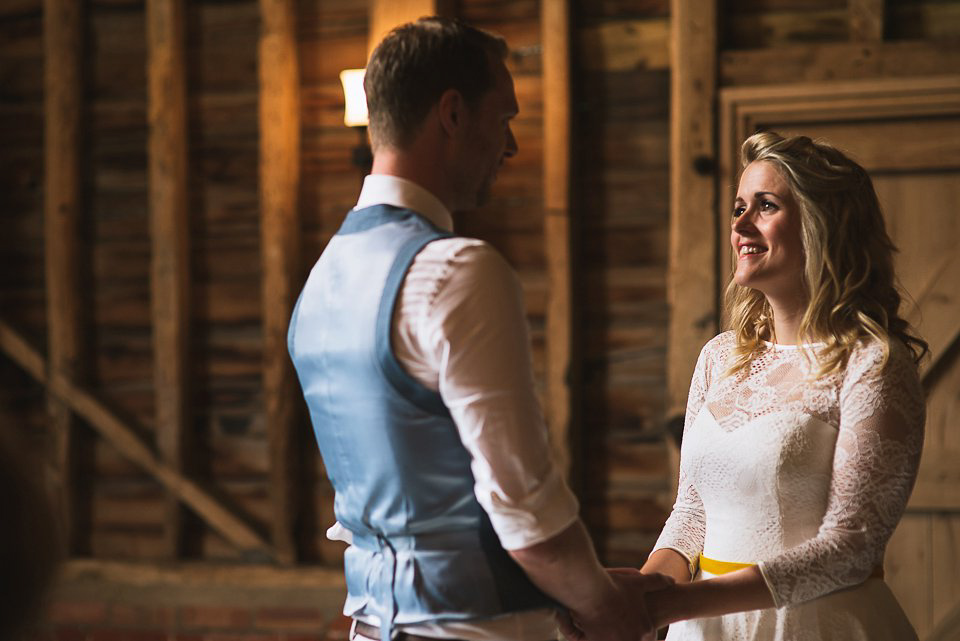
[340,69,368,127]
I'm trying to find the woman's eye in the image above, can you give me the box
[732,205,746,218]
[761,200,778,211]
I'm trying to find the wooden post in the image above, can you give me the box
[850,0,884,42]
[667,0,718,421]
[147,0,192,558]
[542,0,577,484]
[43,0,88,555]
[259,0,302,566]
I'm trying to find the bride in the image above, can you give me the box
[580,132,927,641]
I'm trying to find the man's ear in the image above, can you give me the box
[437,88,464,137]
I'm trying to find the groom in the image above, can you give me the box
[288,17,670,641]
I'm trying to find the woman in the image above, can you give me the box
[633,132,925,640]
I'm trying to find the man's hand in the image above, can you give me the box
[556,571,674,641]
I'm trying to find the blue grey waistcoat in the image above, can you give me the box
[287,205,553,639]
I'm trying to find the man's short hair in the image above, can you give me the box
[364,17,508,150]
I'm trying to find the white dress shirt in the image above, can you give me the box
[333,174,579,641]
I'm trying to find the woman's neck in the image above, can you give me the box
[766,293,807,345]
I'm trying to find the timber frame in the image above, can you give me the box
[3,0,581,567]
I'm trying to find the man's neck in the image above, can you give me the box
[370,147,458,213]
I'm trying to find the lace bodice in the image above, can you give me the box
[654,331,925,608]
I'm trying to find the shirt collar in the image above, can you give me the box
[354,174,454,232]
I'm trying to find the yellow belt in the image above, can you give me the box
[699,554,884,579]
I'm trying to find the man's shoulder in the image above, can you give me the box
[417,236,513,276]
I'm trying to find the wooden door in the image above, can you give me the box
[718,76,960,639]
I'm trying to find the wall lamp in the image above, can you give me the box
[340,68,373,171]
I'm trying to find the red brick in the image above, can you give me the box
[179,606,252,630]
[49,601,109,626]
[109,604,176,628]
[255,608,324,633]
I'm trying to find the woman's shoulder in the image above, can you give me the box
[701,331,736,357]
[695,331,737,372]
[844,335,920,387]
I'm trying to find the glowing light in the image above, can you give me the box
[340,69,368,127]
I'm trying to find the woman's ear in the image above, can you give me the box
[437,88,464,137]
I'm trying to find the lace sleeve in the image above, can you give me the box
[758,340,926,607]
[651,339,714,576]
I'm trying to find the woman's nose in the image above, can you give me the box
[732,207,755,232]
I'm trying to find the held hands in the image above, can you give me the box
[557,570,674,641]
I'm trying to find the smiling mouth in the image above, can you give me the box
[739,245,767,256]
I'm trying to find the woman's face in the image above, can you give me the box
[731,161,806,300]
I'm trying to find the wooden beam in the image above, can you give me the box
[720,40,960,87]
[0,319,274,558]
[849,0,884,42]
[147,0,193,559]
[43,0,89,555]
[542,0,576,484]
[61,558,345,589]
[667,0,718,420]
[259,0,302,566]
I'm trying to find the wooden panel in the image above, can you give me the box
[667,0,717,419]
[43,0,89,554]
[886,515,933,637]
[147,0,192,558]
[579,18,669,72]
[932,515,960,627]
[849,0,883,42]
[542,0,575,481]
[721,41,960,86]
[887,1,960,41]
[259,0,302,566]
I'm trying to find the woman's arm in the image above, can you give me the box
[644,340,715,578]
[629,340,925,627]
[614,565,774,628]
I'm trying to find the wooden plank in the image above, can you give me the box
[259,0,302,566]
[667,0,718,420]
[849,0,884,42]
[886,514,933,637]
[932,515,960,630]
[910,457,960,511]
[0,320,273,558]
[578,18,670,72]
[62,558,345,588]
[542,0,576,484]
[147,0,192,559]
[43,0,89,555]
[720,40,960,86]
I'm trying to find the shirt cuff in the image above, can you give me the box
[482,468,581,551]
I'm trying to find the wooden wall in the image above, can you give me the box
[1,5,959,632]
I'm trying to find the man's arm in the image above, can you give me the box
[400,241,670,640]
[510,520,672,641]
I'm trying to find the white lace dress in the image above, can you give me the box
[654,332,925,641]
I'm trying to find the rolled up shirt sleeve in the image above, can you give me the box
[392,237,579,550]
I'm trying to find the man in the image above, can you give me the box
[288,17,669,641]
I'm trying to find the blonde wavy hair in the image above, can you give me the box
[724,131,927,377]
